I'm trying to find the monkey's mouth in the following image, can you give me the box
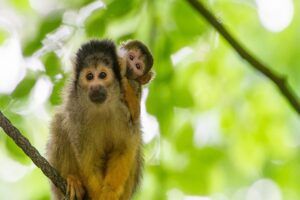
[126,67,133,76]
[89,87,107,104]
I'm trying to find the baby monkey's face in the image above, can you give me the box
[126,48,146,80]
[79,64,116,104]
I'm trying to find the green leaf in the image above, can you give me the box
[11,76,36,99]
[5,134,31,164]
[50,76,66,105]
[85,11,107,37]
[85,0,141,37]
[42,52,61,79]
[174,122,194,151]
[61,0,94,8]
[0,95,12,110]
[0,30,8,45]
[172,86,194,108]
[171,0,207,41]
[23,12,63,56]
[106,0,138,19]
[8,0,31,11]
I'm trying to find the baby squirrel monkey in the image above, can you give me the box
[118,40,154,123]
[47,39,143,200]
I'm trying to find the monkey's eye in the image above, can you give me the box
[99,72,107,79]
[129,54,134,60]
[86,73,94,81]
[136,63,141,70]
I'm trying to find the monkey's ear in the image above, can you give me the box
[137,71,155,85]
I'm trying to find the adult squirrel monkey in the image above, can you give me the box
[47,39,143,200]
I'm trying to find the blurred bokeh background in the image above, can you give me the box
[0,0,300,199]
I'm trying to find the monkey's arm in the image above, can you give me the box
[121,77,140,123]
[100,142,138,200]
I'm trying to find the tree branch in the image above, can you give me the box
[185,0,300,115]
[0,111,68,197]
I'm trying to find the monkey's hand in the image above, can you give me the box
[67,175,85,200]
[137,71,155,85]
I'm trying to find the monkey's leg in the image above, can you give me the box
[119,168,136,200]
[100,146,137,200]
[121,78,140,123]
[77,150,105,199]
[120,148,143,200]
[83,171,104,199]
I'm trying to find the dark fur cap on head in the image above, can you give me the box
[75,39,121,82]
[121,40,154,73]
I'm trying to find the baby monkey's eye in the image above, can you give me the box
[86,73,94,80]
[99,72,107,79]
[129,54,134,60]
[136,63,141,70]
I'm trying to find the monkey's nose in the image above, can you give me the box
[89,86,107,104]
[126,67,133,76]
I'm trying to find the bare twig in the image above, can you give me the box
[185,0,300,115]
[0,111,67,196]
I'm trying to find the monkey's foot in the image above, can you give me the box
[100,191,118,200]
[100,185,120,200]
[67,175,85,200]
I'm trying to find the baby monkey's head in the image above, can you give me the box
[120,40,153,81]
[74,39,121,105]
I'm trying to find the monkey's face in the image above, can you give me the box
[125,48,146,80]
[78,64,117,105]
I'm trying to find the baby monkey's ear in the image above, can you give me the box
[137,71,155,85]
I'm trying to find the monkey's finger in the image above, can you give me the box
[67,181,70,195]
[77,186,85,199]
[69,186,75,200]
[75,181,85,200]
[76,188,85,200]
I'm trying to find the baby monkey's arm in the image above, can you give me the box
[118,56,140,122]
[121,72,154,123]
[121,77,140,123]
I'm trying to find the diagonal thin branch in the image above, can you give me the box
[0,111,68,197]
[185,0,300,115]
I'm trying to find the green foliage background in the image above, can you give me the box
[0,0,299,199]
